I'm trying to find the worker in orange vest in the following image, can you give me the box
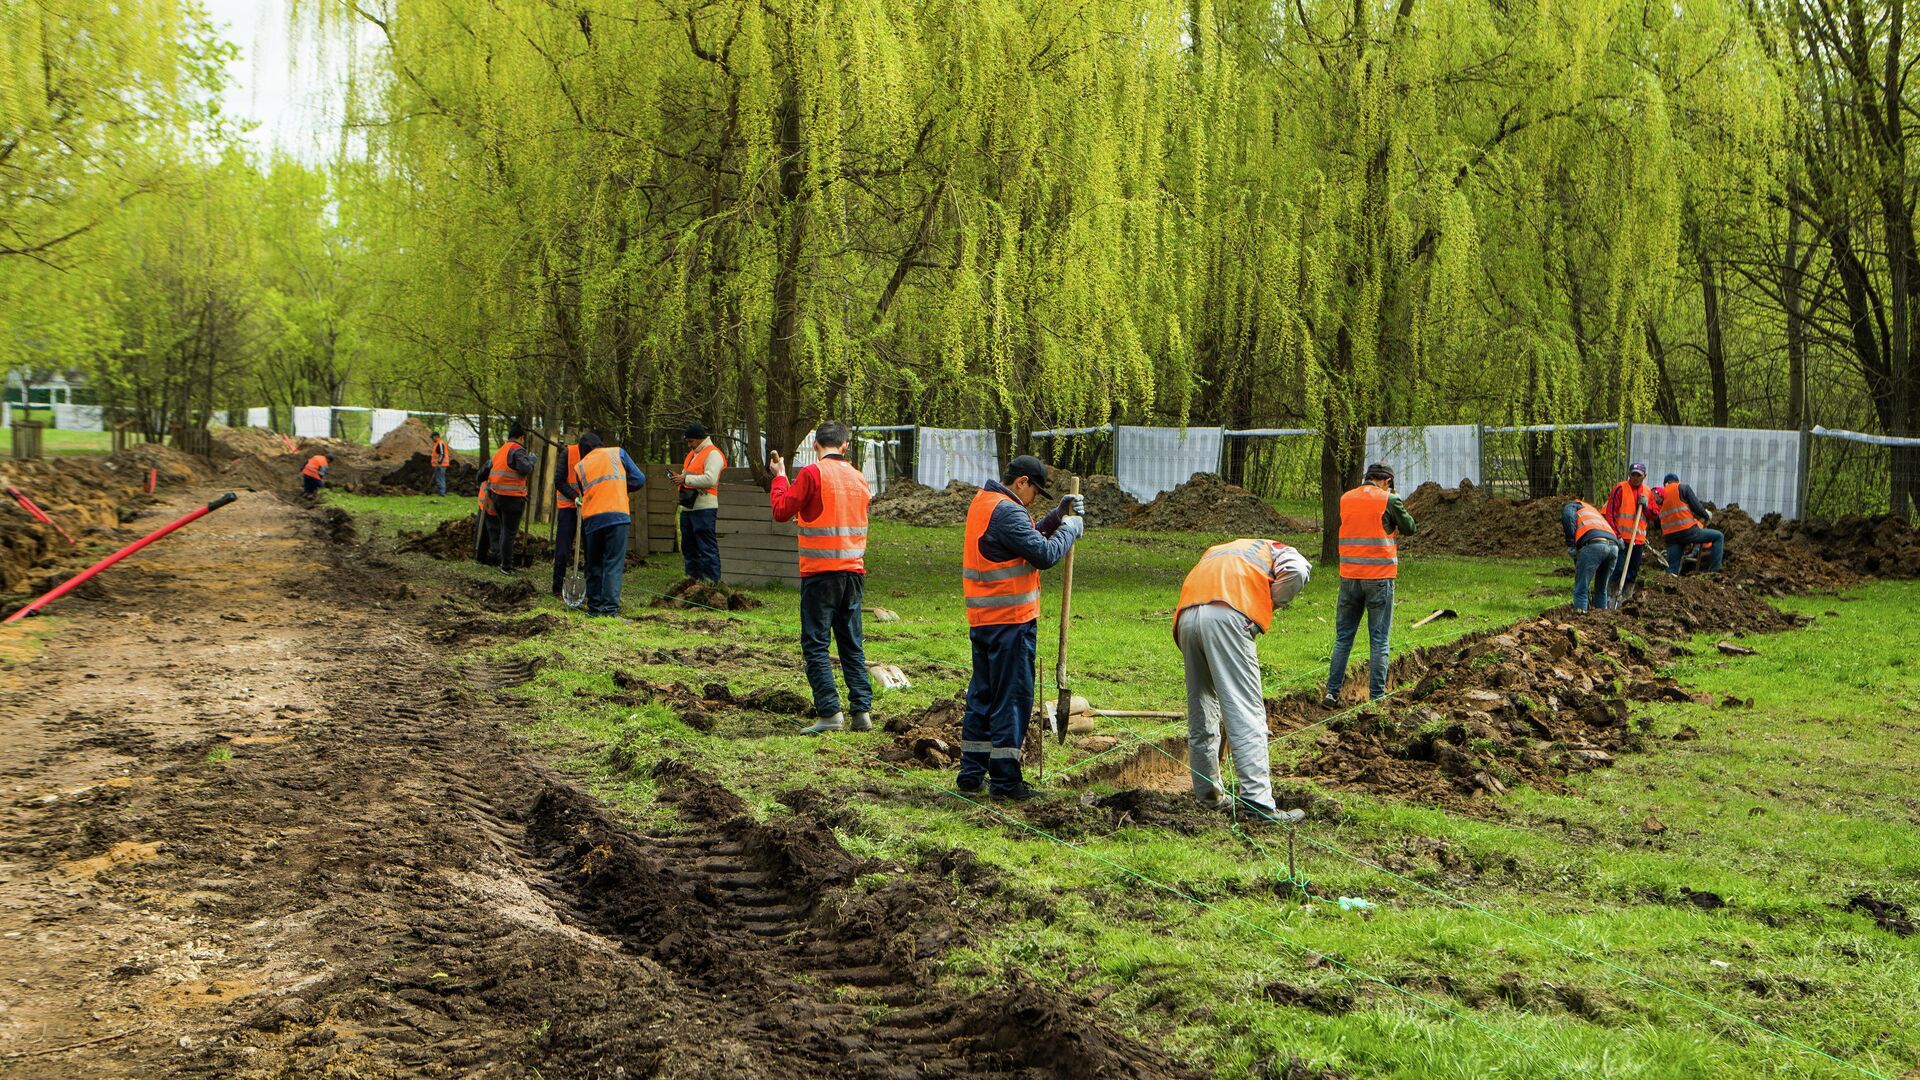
[958,455,1083,801]
[429,430,452,496]
[549,433,587,598]
[1602,462,1652,602]
[1322,462,1416,706]
[1652,473,1725,574]
[768,422,873,735]
[1175,539,1311,823]
[300,453,329,497]
[1561,500,1621,612]
[570,432,647,616]
[480,423,537,576]
[666,423,726,583]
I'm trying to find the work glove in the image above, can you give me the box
[1059,494,1085,519]
[1567,546,1577,559]
[1058,514,1086,544]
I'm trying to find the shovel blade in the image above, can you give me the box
[562,573,587,609]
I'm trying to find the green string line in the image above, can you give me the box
[1099,714,1892,1080]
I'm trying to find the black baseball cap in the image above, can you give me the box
[684,422,708,439]
[1004,454,1051,499]
[1364,462,1394,482]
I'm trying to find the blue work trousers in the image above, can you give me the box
[680,507,721,582]
[581,522,627,616]
[433,465,447,496]
[1573,538,1620,612]
[800,571,872,717]
[959,621,1037,795]
[1326,577,1394,700]
[1664,527,1725,573]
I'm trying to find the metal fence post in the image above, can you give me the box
[1474,423,1485,488]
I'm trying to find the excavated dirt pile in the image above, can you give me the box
[1127,473,1315,534]
[878,696,968,768]
[1401,480,1569,558]
[396,515,555,568]
[1273,576,1802,808]
[870,479,980,526]
[654,576,764,611]
[0,451,203,597]
[377,451,482,494]
[1717,507,1920,582]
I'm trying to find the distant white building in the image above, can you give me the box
[3,370,103,430]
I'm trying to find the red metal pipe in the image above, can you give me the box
[3,493,237,624]
[4,485,76,545]
[146,468,157,494]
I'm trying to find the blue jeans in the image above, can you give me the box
[1326,578,1394,700]
[552,506,578,596]
[302,477,322,496]
[1663,526,1725,573]
[960,621,1037,794]
[680,507,720,582]
[799,571,872,717]
[434,465,447,496]
[581,522,627,615]
[1573,538,1620,612]
[1618,543,1647,585]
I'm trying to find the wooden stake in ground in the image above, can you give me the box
[1614,497,1645,605]
[1051,477,1081,745]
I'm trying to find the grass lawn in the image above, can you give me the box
[0,411,114,456]
[338,493,1920,1080]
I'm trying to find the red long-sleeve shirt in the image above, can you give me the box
[768,455,848,523]
[1604,479,1651,541]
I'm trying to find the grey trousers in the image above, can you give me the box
[1177,603,1274,812]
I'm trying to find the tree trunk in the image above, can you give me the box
[765,85,808,473]
[1699,251,1730,426]
[1784,199,1809,429]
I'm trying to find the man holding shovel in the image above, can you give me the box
[769,422,875,735]
[1603,463,1653,603]
[957,455,1083,801]
[569,432,646,616]
[1323,463,1414,707]
[1175,539,1311,822]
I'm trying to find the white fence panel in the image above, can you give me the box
[915,428,999,490]
[1630,424,1801,518]
[292,406,332,439]
[370,408,409,444]
[1364,424,1482,491]
[50,404,104,431]
[445,416,481,452]
[245,407,271,429]
[1113,426,1224,501]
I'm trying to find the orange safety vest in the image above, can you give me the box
[488,440,528,498]
[1337,484,1398,580]
[572,447,628,520]
[1174,539,1277,640]
[1656,480,1698,535]
[961,489,1040,627]
[1572,501,1618,545]
[681,443,723,498]
[477,482,495,517]
[301,455,327,481]
[430,439,450,467]
[1607,480,1649,545]
[555,444,583,509]
[797,457,870,575]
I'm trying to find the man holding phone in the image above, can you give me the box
[1323,462,1416,706]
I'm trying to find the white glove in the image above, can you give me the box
[1061,494,1085,519]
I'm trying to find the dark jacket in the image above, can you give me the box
[976,479,1080,569]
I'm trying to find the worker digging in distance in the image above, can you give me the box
[768,421,874,735]
[1323,462,1416,707]
[667,423,726,584]
[300,453,329,497]
[429,430,452,496]
[569,432,647,617]
[959,454,1085,802]
[1562,499,1621,613]
[1603,462,1653,602]
[1174,538,1312,823]
[550,432,586,599]
[1652,472,1725,575]
[480,423,538,577]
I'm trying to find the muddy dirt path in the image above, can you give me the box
[0,490,1187,1077]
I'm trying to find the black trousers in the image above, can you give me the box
[552,506,579,594]
[487,495,528,569]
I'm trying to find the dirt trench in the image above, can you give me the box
[0,489,1191,1077]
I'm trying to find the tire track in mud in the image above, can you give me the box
[0,492,1190,1077]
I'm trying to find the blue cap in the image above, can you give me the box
[1629,462,1647,476]
[1663,473,1680,484]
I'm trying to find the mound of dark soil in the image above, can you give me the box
[377,451,482,495]
[1718,507,1920,583]
[1400,480,1569,558]
[1127,473,1313,535]
[879,697,967,768]
[870,479,978,526]
[398,516,554,568]
[654,576,762,611]
[1281,575,1803,808]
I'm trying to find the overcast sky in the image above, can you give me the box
[201,0,344,160]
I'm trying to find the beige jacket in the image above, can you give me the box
[680,438,725,511]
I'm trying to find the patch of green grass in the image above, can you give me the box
[342,495,1920,1079]
[0,419,114,456]
[205,746,233,764]
[323,491,476,537]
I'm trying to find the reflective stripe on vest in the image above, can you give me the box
[1174,539,1278,640]
[961,489,1040,627]
[573,447,627,521]
[1572,502,1617,545]
[797,457,869,575]
[556,444,582,509]
[477,482,495,516]
[302,455,327,481]
[681,443,723,498]
[1608,481,1648,545]
[1657,481,1698,535]
[430,440,450,467]
[488,441,528,498]
[1337,485,1398,579]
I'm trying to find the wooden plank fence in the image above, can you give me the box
[10,421,43,461]
[714,480,800,588]
[634,463,679,555]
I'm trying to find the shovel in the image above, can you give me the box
[1611,497,1645,610]
[561,515,586,609]
[1050,478,1082,743]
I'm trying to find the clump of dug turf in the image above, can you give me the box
[397,516,554,568]
[878,697,966,767]
[1126,473,1315,534]
[654,577,762,611]
[1281,575,1802,807]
